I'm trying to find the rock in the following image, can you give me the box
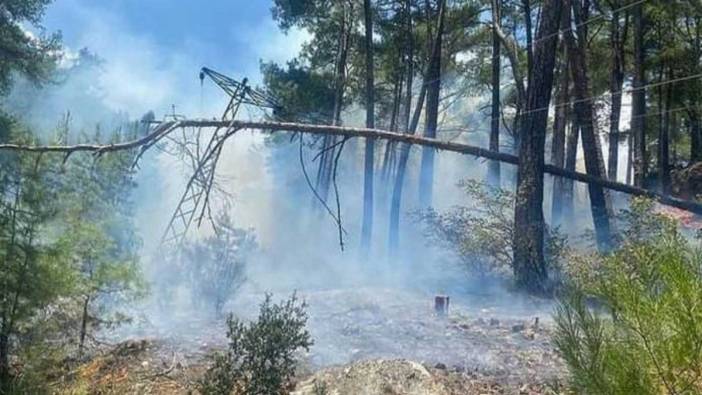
[523,330,536,340]
[434,363,447,370]
[292,359,452,395]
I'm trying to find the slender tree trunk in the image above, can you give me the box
[626,128,633,184]
[492,21,526,149]
[513,0,562,293]
[317,12,351,204]
[692,113,702,163]
[78,295,91,358]
[0,186,21,382]
[418,0,446,208]
[551,43,569,226]
[608,7,627,181]
[488,0,502,186]
[389,84,427,258]
[658,66,671,194]
[632,0,647,186]
[361,0,375,253]
[387,0,416,258]
[565,1,615,251]
[563,121,579,221]
[381,74,403,185]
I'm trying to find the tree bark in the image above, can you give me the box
[564,0,615,251]
[523,0,534,83]
[361,0,375,253]
[78,295,91,358]
[608,5,627,181]
[418,0,445,208]
[512,0,562,293]
[551,43,569,226]
[563,121,579,220]
[488,0,502,186]
[632,0,647,186]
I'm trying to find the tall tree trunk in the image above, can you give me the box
[492,22,526,148]
[488,0,502,186]
[361,0,375,253]
[512,0,562,293]
[387,0,416,258]
[523,0,534,83]
[632,0,647,186]
[418,0,446,208]
[608,6,627,181]
[658,66,671,194]
[316,12,351,204]
[564,0,615,251]
[563,121,579,221]
[551,43,569,226]
[381,75,402,186]
[389,84,427,258]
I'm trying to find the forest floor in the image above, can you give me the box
[54,287,566,394]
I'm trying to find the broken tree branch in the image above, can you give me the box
[1,119,701,215]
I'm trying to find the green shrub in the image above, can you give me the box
[199,293,313,395]
[183,208,256,317]
[416,179,567,277]
[554,199,702,394]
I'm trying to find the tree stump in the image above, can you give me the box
[434,295,449,316]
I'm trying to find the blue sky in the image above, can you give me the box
[41,0,308,119]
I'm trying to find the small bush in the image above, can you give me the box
[199,293,313,395]
[183,209,256,316]
[416,179,566,276]
[554,199,702,394]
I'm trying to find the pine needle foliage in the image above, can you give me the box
[555,198,702,394]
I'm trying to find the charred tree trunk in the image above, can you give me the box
[608,6,627,181]
[551,43,569,226]
[418,0,445,208]
[565,0,615,251]
[513,0,562,293]
[488,0,502,186]
[361,0,375,253]
[632,0,647,186]
[78,295,91,358]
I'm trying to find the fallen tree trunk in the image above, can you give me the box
[2,119,701,215]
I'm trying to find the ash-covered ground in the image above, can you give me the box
[115,279,564,390]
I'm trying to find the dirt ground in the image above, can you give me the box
[55,287,567,394]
